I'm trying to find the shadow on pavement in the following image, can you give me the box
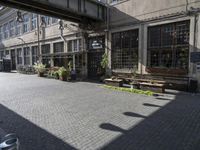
[123,112,147,118]
[100,94,200,150]
[0,104,77,150]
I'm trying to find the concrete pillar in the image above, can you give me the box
[142,24,148,74]
[50,42,54,67]
[188,15,200,91]
[105,31,112,76]
[22,47,24,66]
[15,49,18,68]
[73,54,76,70]
[138,24,144,75]
[30,46,33,65]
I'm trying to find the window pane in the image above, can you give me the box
[53,42,64,53]
[112,29,139,70]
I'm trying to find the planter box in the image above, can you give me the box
[104,79,123,87]
[140,82,165,93]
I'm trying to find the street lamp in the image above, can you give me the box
[16,11,23,23]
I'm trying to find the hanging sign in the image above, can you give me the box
[190,52,200,63]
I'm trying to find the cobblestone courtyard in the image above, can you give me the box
[0,73,200,150]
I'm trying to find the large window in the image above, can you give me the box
[3,23,9,39]
[52,17,58,24]
[44,16,51,26]
[17,48,22,64]
[0,26,2,41]
[112,29,139,70]
[9,20,15,37]
[68,39,81,52]
[15,21,21,36]
[53,42,64,53]
[147,20,190,70]
[41,44,50,55]
[23,14,30,33]
[31,14,37,30]
[32,46,39,65]
[24,47,30,65]
[0,51,4,59]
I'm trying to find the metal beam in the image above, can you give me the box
[0,0,106,23]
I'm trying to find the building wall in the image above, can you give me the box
[107,0,200,90]
[1,0,200,90]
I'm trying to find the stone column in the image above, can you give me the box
[105,31,112,76]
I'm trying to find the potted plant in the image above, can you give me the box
[53,70,59,79]
[100,52,109,82]
[58,67,70,81]
[33,62,46,77]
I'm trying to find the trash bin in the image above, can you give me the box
[71,70,76,81]
[189,79,198,93]
[0,133,19,150]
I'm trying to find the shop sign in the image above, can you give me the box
[191,52,200,63]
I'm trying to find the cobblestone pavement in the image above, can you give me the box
[0,73,200,150]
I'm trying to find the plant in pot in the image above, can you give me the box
[100,52,109,82]
[58,67,70,81]
[53,70,59,80]
[33,62,46,77]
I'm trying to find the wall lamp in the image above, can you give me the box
[16,11,23,23]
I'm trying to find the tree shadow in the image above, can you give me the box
[100,123,126,134]
[100,94,200,150]
[123,112,147,118]
[0,104,77,150]
[143,103,161,107]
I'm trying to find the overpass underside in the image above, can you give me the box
[0,0,107,24]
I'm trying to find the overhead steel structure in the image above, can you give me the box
[0,0,107,24]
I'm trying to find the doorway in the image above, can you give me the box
[11,50,16,70]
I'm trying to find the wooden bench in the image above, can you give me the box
[104,78,123,87]
[140,82,165,93]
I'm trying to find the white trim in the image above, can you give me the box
[147,16,191,27]
[111,25,140,33]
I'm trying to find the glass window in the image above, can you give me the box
[112,29,139,70]
[68,39,82,52]
[31,13,37,30]
[32,46,39,65]
[147,20,190,70]
[23,14,30,33]
[0,51,4,59]
[52,17,58,24]
[44,16,51,26]
[15,21,21,36]
[0,26,3,41]
[41,44,50,55]
[9,20,15,37]
[3,23,9,39]
[54,42,64,53]
[17,48,22,64]
[24,47,30,65]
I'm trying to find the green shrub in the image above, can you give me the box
[103,85,155,96]
[33,62,46,73]
[58,67,70,81]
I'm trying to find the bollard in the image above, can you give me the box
[0,134,19,150]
